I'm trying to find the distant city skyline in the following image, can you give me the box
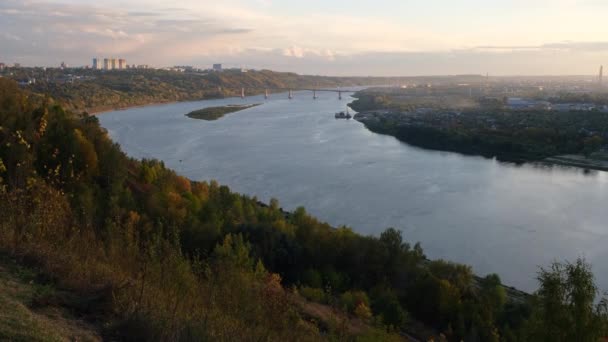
[1,0,608,76]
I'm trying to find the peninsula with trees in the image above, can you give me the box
[350,85,608,170]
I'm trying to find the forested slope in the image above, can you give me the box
[1,78,607,341]
[14,69,388,113]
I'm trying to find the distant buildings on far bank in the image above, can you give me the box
[0,62,20,71]
[506,97,608,112]
[163,63,248,73]
[87,60,237,73]
[210,63,248,73]
[91,57,147,70]
[94,57,127,70]
[1,59,248,74]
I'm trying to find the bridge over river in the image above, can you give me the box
[218,87,359,100]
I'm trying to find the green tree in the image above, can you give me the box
[526,258,608,341]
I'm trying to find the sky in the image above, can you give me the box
[1,0,608,76]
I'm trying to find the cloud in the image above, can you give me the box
[282,46,305,58]
[127,11,162,17]
[474,41,608,53]
[0,0,452,66]
[81,27,130,39]
[218,28,253,35]
[542,41,608,51]
[1,32,21,41]
[0,0,607,75]
[0,0,259,65]
[282,46,336,61]
[474,46,542,52]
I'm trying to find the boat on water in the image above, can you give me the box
[335,107,352,119]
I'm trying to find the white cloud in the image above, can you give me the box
[1,32,22,41]
[0,0,607,75]
[282,46,305,58]
[282,46,336,61]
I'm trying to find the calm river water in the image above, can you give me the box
[99,91,608,292]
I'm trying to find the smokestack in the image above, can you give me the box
[600,65,604,86]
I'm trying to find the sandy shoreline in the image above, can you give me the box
[543,155,608,172]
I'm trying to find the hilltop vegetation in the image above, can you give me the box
[2,77,608,341]
[5,68,498,114]
[11,68,394,114]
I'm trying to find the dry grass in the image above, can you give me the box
[0,256,102,342]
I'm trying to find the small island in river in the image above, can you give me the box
[186,104,261,121]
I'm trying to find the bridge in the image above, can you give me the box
[217,87,359,100]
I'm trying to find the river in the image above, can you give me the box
[99,90,608,293]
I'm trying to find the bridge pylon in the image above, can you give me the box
[241,88,245,99]
[338,91,342,100]
[313,89,317,99]
[264,89,268,99]
[289,89,293,99]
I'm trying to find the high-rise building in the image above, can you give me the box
[103,58,110,70]
[0,63,5,71]
[118,59,127,70]
[111,58,117,70]
[600,65,604,87]
[213,63,222,72]
[93,58,100,69]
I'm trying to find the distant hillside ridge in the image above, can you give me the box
[9,68,487,113]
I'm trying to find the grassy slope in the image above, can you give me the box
[0,255,101,342]
[0,252,408,342]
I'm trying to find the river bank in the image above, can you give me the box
[99,94,608,293]
[543,154,608,172]
[354,112,608,173]
[257,200,532,305]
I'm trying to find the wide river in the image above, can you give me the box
[99,91,608,293]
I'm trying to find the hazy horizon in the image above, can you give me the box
[2,0,608,76]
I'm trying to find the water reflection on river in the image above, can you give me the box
[99,91,608,293]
